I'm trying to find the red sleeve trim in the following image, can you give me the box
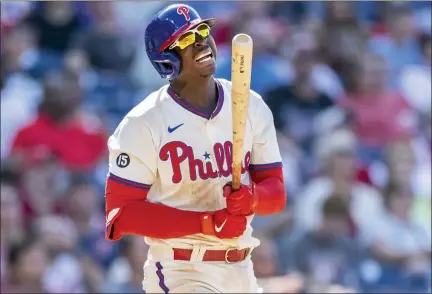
[105,174,150,210]
[108,173,151,190]
[249,162,283,171]
[250,166,284,184]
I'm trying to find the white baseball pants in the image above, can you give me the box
[142,246,259,293]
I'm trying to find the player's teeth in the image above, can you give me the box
[198,56,211,63]
[197,54,211,63]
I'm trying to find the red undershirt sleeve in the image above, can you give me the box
[105,174,203,241]
[250,167,287,215]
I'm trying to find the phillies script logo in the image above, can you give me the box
[177,6,190,21]
[160,141,250,183]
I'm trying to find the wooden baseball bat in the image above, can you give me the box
[231,33,253,191]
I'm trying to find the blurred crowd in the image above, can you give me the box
[0,1,431,293]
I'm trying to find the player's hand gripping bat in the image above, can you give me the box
[231,34,253,191]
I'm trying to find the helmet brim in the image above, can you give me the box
[158,18,217,52]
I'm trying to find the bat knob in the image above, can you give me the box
[232,34,253,47]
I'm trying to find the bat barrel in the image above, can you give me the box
[231,33,253,191]
[232,34,253,46]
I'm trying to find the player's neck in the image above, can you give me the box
[170,77,217,112]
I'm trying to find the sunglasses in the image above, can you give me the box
[169,23,211,50]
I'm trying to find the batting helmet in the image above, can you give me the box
[145,4,216,80]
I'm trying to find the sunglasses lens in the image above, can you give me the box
[171,24,211,50]
[177,32,195,50]
[197,24,210,38]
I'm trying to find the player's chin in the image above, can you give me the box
[196,59,216,77]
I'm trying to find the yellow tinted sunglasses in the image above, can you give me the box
[169,23,211,50]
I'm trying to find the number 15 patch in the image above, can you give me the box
[116,153,130,168]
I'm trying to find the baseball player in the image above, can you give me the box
[105,4,286,293]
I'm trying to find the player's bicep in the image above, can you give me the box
[106,154,152,210]
[109,150,154,185]
[105,118,157,209]
[249,100,283,171]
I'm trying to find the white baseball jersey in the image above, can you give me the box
[107,78,282,250]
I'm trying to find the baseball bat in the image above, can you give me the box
[231,33,253,191]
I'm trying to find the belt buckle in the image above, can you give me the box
[224,248,236,264]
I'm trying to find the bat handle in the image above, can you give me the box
[231,162,242,191]
[232,182,240,191]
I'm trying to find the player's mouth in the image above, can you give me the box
[195,49,213,64]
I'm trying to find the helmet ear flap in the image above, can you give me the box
[151,50,181,80]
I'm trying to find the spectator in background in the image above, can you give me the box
[265,47,334,180]
[70,2,136,75]
[318,1,367,80]
[216,8,290,95]
[369,5,422,89]
[253,236,305,294]
[0,1,33,34]
[2,238,48,293]
[294,128,384,242]
[370,139,431,233]
[285,197,363,292]
[399,33,431,115]
[211,2,270,47]
[271,1,316,24]
[0,22,38,77]
[24,2,84,55]
[1,181,25,251]
[252,237,280,279]
[1,177,25,285]
[285,29,345,100]
[34,215,86,293]
[367,183,431,292]
[0,24,42,158]
[19,152,65,226]
[10,69,107,172]
[381,140,416,190]
[18,2,85,80]
[341,52,416,164]
[64,175,118,269]
[68,1,139,131]
[103,236,149,293]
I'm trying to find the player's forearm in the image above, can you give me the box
[251,168,287,215]
[106,200,203,240]
[253,177,286,215]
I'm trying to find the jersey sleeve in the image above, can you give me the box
[249,98,283,171]
[107,117,157,192]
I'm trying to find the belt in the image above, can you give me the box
[173,247,252,263]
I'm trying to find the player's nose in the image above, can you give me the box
[194,34,207,47]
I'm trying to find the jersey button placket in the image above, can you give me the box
[205,121,222,181]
